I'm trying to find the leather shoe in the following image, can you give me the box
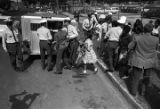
[54,72,62,74]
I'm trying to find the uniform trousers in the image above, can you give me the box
[6,42,23,70]
[39,40,52,69]
[68,38,79,66]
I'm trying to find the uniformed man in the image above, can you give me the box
[2,19,23,71]
[37,19,52,71]
[65,19,79,67]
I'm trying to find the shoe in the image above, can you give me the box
[54,72,63,74]
[83,70,87,74]
[47,67,53,72]
[64,66,71,70]
[94,68,98,74]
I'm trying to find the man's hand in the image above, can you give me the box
[3,48,7,52]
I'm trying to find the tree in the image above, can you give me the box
[0,0,11,10]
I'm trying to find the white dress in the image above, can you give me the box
[82,39,97,64]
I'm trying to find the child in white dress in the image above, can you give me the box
[82,34,98,74]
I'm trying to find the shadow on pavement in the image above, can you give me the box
[9,91,40,109]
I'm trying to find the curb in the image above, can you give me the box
[97,59,144,109]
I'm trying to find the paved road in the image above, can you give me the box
[0,46,134,109]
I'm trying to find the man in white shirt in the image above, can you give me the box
[64,19,79,67]
[37,19,52,71]
[82,14,93,40]
[2,19,23,71]
[104,16,126,72]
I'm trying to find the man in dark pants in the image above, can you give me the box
[104,16,126,72]
[54,25,68,74]
[37,19,52,71]
[2,19,23,71]
[64,19,79,67]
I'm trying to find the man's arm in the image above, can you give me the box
[47,29,52,40]
[2,32,7,52]
[82,20,88,31]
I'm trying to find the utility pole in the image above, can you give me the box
[56,0,59,14]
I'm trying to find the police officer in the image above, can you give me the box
[2,19,23,71]
[37,19,52,71]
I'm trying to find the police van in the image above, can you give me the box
[0,12,69,55]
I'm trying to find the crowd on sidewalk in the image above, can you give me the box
[1,11,160,101]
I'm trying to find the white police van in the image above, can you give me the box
[21,12,69,55]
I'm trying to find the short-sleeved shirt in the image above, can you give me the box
[105,26,123,42]
[67,25,78,39]
[37,26,52,40]
[3,27,19,43]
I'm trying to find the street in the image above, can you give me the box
[0,46,134,109]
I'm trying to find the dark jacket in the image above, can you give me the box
[54,29,68,49]
[128,33,159,69]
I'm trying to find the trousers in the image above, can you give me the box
[39,40,52,69]
[6,42,23,70]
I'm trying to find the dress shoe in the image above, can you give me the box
[54,72,63,74]
[64,66,71,70]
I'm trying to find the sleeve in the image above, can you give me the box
[128,36,136,51]
[2,31,7,51]
[47,29,52,40]
[104,29,111,39]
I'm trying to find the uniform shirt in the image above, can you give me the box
[82,19,93,31]
[3,27,19,44]
[37,26,52,40]
[105,26,122,42]
[67,25,78,39]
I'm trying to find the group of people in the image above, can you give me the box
[2,12,160,99]
[82,12,160,98]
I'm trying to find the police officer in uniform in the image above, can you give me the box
[37,19,52,71]
[2,19,23,71]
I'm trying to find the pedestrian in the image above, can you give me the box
[65,19,79,67]
[128,23,159,97]
[117,25,132,79]
[82,14,93,41]
[104,16,126,72]
[2,18,23,72]
[37,19,52,71]
[152,19,160,38]
[54,24,68,74]
[82,34,98,74]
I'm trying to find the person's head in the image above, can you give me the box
[64,17,71,26]
[154,19,160,28]
[144,23,153,33]
[149,20,153,24]
[88,14,92,20]
[6,19,13,28]
[40,19,47,27]
[123,25,131,34]
[132,19,143,34]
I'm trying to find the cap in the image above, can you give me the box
[40,19,47,23]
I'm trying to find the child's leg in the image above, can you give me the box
[93,63,98,73]
[83,61,87,74]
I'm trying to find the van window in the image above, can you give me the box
[47,21,63,30]
[30,23,41,31]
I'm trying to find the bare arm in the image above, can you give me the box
[2,32,7,52]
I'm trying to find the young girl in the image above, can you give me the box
[82,34,98,74]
